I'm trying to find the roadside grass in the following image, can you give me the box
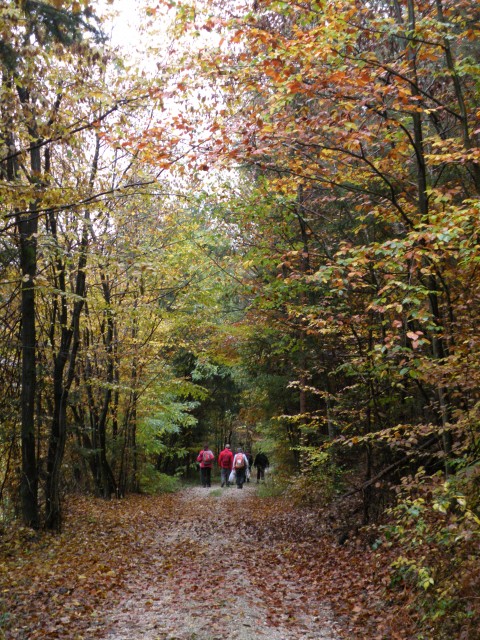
[256,474,287,498]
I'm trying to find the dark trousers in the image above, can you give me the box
[200,467,212,487]
[236,468,246,488]
[220,468,231,487]
[256,466,266,482]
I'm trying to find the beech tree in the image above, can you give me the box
[0,0,107,528]
[162,0,479,502]
[0,0,169,528]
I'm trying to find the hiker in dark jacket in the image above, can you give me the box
[196,444,214,488]
[218,444,234,487]
[253,452,269,483]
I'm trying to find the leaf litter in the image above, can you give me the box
[1,484,411,639]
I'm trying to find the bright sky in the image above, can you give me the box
[97,0,180,75]
[98,0,145,48]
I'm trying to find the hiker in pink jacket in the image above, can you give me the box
[218,444,234,487]
[197,444,214,488]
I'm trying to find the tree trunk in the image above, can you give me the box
[45,350,70,530]
[435,0,480,194]
[44,137,99,529]
[405,0,452,457]
[10,92,40,528]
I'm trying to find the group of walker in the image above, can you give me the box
[196,444,269,489]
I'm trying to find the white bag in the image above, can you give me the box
[228,469,236,483]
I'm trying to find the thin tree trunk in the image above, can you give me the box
[9,86,40,528]
[435,0,480,193]
[45,136,100,530]
[405,0,452,459]
[297,183,310,469]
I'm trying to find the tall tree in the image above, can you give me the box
[0,0,102,527]
[162,0,480,491]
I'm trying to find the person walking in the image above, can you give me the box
[245,451,253,482]
[218,444,234,487]
[197,444,215,488]
[232,447,249,489]
[253,451,269,483]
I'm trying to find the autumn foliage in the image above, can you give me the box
[167,0,480,635]
[0,0,479,638]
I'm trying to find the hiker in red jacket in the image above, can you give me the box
[218,444,234,487]
[196,444,214,488]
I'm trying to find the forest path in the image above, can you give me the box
[4,485,378,640]
[101,484,342,640]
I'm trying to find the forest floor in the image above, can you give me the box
[1,483,414,640]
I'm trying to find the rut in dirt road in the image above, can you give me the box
[103,485,342,640]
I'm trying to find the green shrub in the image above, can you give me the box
[382,467,480,639]
[286,450,345,507]
[139,464,181,494]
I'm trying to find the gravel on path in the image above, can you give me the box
[103,484,341,640]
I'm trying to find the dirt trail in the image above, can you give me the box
[102,485,341,640]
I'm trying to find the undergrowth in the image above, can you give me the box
[381,465,480,639]
[139,464,181,494]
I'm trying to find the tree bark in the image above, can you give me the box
[12,85,40,528]
[45,136,100,529]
